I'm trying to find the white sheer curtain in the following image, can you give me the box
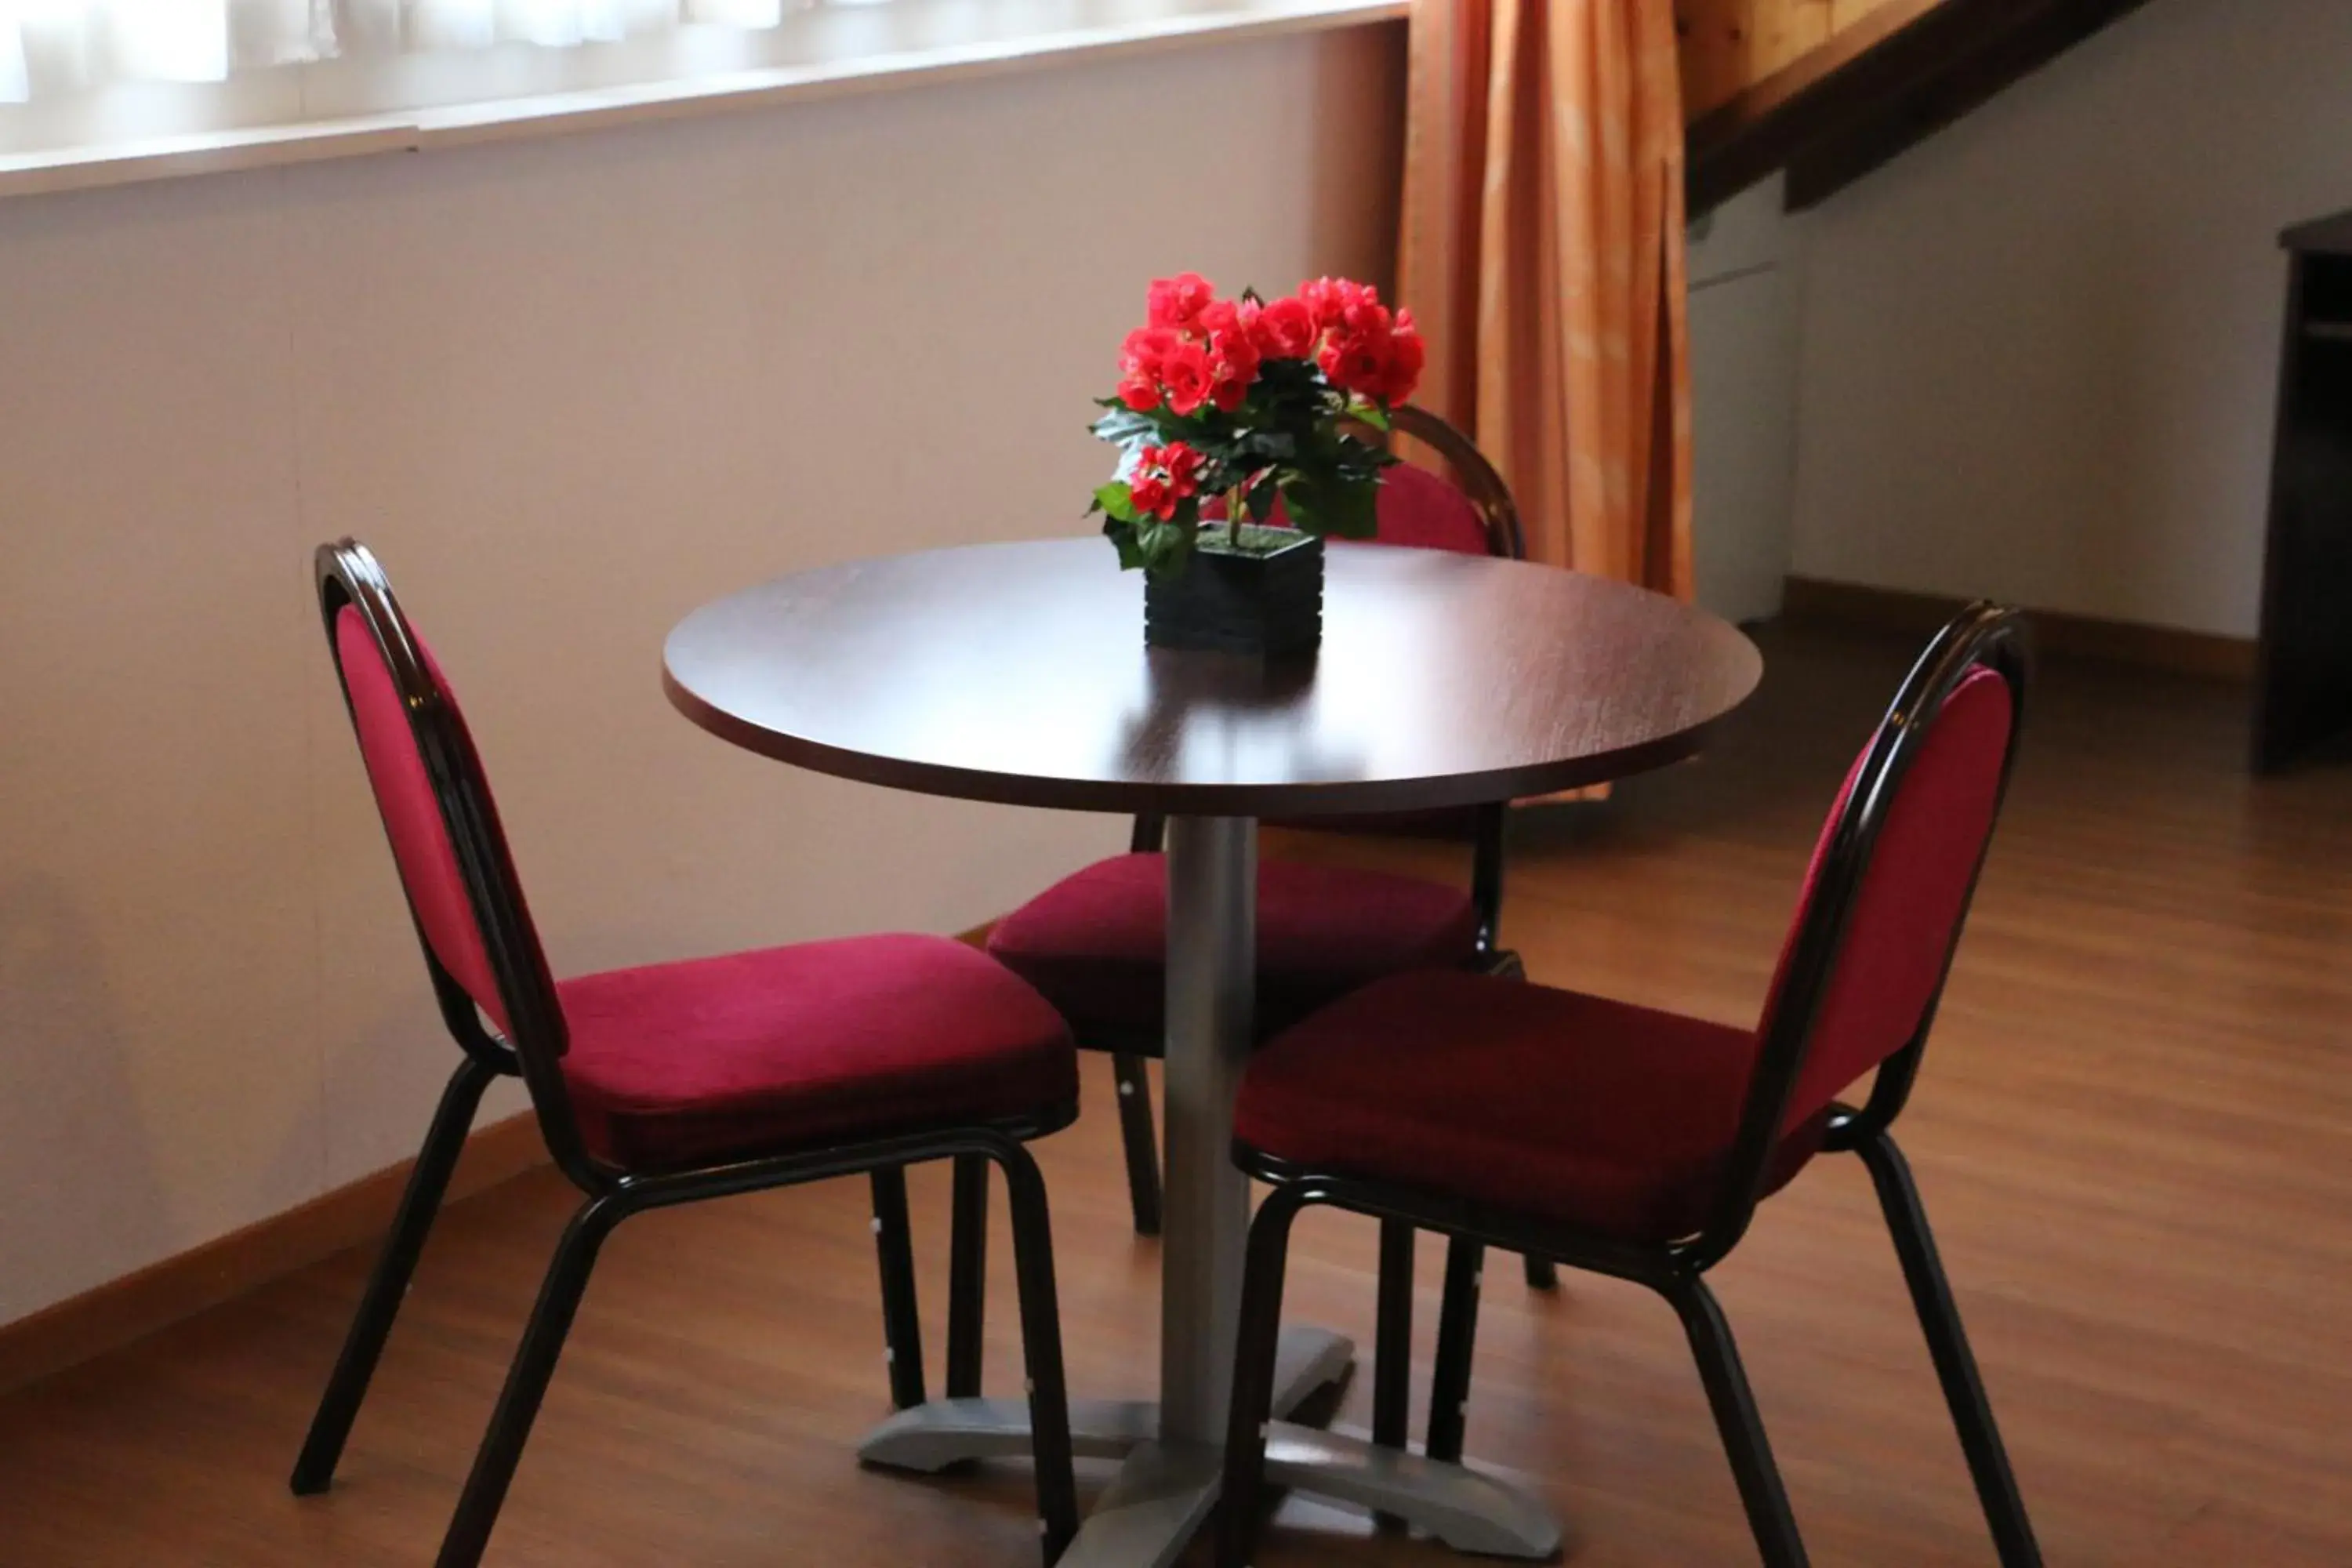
[0,0,788,102]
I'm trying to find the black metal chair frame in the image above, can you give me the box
[291,541,1081,1568]
[1216,604,2044,1568]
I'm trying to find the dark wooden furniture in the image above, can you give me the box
[2256,208,2352,771]
[296,543,1083,1568]
[663,543,1757,814]
[663,537,1759,1566]
[1214,604,2042,1568]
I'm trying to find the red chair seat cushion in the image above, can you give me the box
[1236,970,1823,1242]
[985,854,1482,1042]
[558,934,1076,1172]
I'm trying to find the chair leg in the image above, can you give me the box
[1372,1219,1414,1450]
[1215,1185,1308,1568]
[869,1168,927,1410]
[1856,1129,2043,1566]
[1523,1254,1559,1291]
[1425,1237,1483,1464]
[946,1154,989,1399]
[434,1196,622,1568]
[1663,1275,1808,1568]
[1110,1052,1163,1237]
[291,1055,495,1495]
[993,1143,1080,1564]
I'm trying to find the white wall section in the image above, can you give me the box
[0,21,1406,1324]
[1689,176,1803,626]
[1789,0,2352,637]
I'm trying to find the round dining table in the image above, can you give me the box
[662,536,1761,1567]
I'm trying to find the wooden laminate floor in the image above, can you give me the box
[3,622,2348,1566]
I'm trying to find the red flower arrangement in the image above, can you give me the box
[1091,273,1425,576]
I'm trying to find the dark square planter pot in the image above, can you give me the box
[1144,527,1324,656]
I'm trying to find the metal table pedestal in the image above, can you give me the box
[862,818,1562,1564]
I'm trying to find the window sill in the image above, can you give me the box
[0,0,1406,202]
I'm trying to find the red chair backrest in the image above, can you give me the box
[1762,664,2016,1130]
[1690,605,2026,1264]
[320,544,559,1061]
[1371,461,1497,556]
[1382,405,1523,561]
[334,605,516,1032]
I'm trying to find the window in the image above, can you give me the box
[2,2,797,104]
[0,0,1396,185]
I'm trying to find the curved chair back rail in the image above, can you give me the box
[1387,402,1526,563]
[317,541,595,1178]
[1697,601,2029,1268]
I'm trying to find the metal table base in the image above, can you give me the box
[863,817,1563,1564]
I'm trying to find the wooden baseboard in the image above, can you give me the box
[0,1109,549,1397]
[1781,576,2256,681]
[0,924,1004,1397]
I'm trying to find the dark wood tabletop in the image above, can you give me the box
[663,539,1761,817]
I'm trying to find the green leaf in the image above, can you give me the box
[1326,477,1380,539]
[1094,481,1138,524]
[1245,474,1281,524]
[1104,496,1207,575]
[1105,516,1151,572]
[1091,408,1161,447]
[1235,429,1300,463]
[1350,401,1392,432]
[1134,518,1194,576]
[1282,474,1380,541]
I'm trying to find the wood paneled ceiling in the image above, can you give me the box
[1679,0,2158,215]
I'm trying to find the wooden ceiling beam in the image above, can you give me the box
[1686,0,2156,217]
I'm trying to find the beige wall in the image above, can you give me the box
[1788,0,2352,637]
[0,22,1406,1327]
[1690,177,1803,625]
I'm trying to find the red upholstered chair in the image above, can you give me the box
[993,407,1527,1248]
[291,543,1081,1568]
[1217,605,2044,1568]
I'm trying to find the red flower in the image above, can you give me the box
[1210,366,1254,412]
[1119,325,1177,376]
[1250,294,1317,359]
[1116,325,1179,410]
[1380,307,1426,404]
[1199,299,1261,412]
[1158,339,1214,416]
[1129,475,1171,517]
[1130,441,1205,520]
[1149,440,1205,496]
[1299,275,1377,332]
[1146,273,1215,332]
[1317,299,1424,406]
[1319,333,1382,399]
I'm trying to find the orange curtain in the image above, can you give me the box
[1399,0,1692,597]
